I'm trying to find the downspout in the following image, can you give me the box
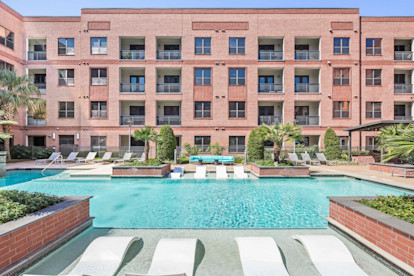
[359,16,362,150]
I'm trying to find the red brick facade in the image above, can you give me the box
[329,201,414,268]
[112,163,171,177]
[0,199,90,271]
[368,163,414,176]
[249,163,310,177]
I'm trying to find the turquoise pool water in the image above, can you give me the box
[0,170,411,228]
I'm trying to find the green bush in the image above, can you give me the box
[254,159,275,167]
[324,128,341,160]
[123,158,163,166]
[351,150,371,156]
[247,126,268,162]
[157,125,176,161]
[180,142,200,158]
[0,190,62,224]
[234,155,244,164]
[10,145,54,159]
[33,147,54,159]
[177,158,189,164]
[357,195,414,224]
[207,142,226,155]
[277,160,296,167]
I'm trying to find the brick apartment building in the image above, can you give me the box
[1,3,414,154]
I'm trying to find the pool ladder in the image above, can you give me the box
[41,154,64,175]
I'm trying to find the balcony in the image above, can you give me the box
[27,39,46,60]
[365,145,378,151]
[295,37,320,61]
[295,116,320,126]
[120,115,145,126]
[295,83,320,93]
[157,83,181,93]
[157,68,181,93]
[394,116,413,120]
[119,68,145,93]
[120,101,145,126]
[28,69,46,94]
[120,37,145,60]
[157,101,181,126]
[258,83,283,93]
[27,116,46,126]
[156,37,182,60]
[395,84,413,94]
[258,101,283,125]
[394,39,413,61]
[258,37,284,61]
[157,115,181,126]
[258,68,284,93]
[295,101,320,126]
[258,116,282,125]
[394,70,413,94]
[394,102,413,121]
[395,51,413,61]
[295,68,320,93]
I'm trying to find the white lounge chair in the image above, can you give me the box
[61,152,78,163]
[170,166,184,179]
[316,153,337,165]
[76,152,97,164]
[94,152,112,163]
[287,153,305,165]
[300,153,321,165]
[235,237,289,276]
[24,236,139,276]
[216,165,228,179]
[293,235,367,276]
[113,152,133,164]
[234,166,248,179]
[132,152,145,162]
[125,238,197,276]
[194,166,206,179]
[35,152,61,165]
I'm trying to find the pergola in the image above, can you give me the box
[344,120,414,160]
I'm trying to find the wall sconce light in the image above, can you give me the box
[52,133,56,140]
[328,61,331,66]
[221,29,226,32]
[329,29,333,33]
[328,95,332,99]
[76,133,80,140]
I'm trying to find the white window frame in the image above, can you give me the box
[334,37,350,55]
[195,101,211,118]
[195,37,211,55]
[229,101,246,118]
[195,68,211,85]
[366,102,382,118]
[91,37,107,54]
[366,69,382,86]
[229,69,245,86]
[58,101,74,118]
[229,37,245,55]
[58,69,74,86]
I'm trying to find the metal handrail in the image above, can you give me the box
[91,110,107,118]
[294,50,320,60]
[333,78,350,85]
[295,115,320,126]
[27,116,46,126]
[258,50,283,60]
[27,51,46,60]
[157,115,181,125]
[91,77,107,86]
[120,115,145,125]
[41,154,63,175]
[120,50,145,60]
[157,83,181,93]
[258,116,282,125]
[156,50,181,60]
[120,83,145,93]
[394,116,413,121]
[91,47,107,54]
[394,51,413,61]
[394,84,413,94]
[294,83,320,93]
[58,78,74,86]
[258,83,283,93]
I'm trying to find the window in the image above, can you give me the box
[229,68,245,85]
[333,38,349,54]
[366,38,382,55]
[366,69,382,86]
[195,37,211,54]
[58,102,74,118]
[128,75,145,92]
[366,136,378,151]
[339,136,348,150]
[366,102,381,118]
[91,68,107,85]
[229,38,245,54]
[58,69,74,86]
[333,101,350,118]
[229,101,245,118]
[58,38,75,55]
[195,136,211,152]
[0,59,14,70]
[91,101,107,118]
[91,136,106,151]
[333,68,350,85]
[194,68,211,85]
[0,25,14,49]
[91,37,107,54]
[195,101,211,118]
[229,136,245,153]
[59,135,74,146]
[394,104,406,118]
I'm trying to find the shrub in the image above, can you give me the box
[157,125,176,161]
[33,147,53,159]
[323,128,341,160]
[207,142,226,155]
[247,126,267,162]
[177,158,189,164]
[357,195,414,224]
[0,190,62,224]
[234,155,245,164]
[10,145,32,159]
[278,160,296,167]
[254,159,275,167]
[180,142,200,158]
[351,150,371,156]
[123,158,163,167]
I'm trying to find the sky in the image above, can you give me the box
[2,0,414,17]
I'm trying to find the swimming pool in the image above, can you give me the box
[1,170,411,228]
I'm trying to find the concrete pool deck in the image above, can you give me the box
[23,227,400,276]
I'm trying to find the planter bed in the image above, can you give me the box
[0,196,93,275]
[369,162,414,177]
[112,163,171,177]
[352,155,375,165]
[327,196,414,274]
[249,163,310,177]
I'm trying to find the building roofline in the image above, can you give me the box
[0,1,23,20]
[23,17,81,22]
[361,16,414,22]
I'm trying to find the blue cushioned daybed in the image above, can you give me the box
[189,155,234,164]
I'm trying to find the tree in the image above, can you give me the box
[323,128,341,160]
[247,126,268,161]
[132,126,158,162]
[378,124,414,162]
[262,123,303,162]
[0,69,46,159]
[157,125,176,161]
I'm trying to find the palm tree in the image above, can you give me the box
[262,122,303,163]
[0,69,46,159]
[0,110,17,140]
[132,126,158,162]
[378,124,414,162]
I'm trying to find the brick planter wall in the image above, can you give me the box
[328,197,414,270]
[112,163,171,177]
[249,163,309,177]
[0,196,92,274]
[352,155,375,165]
[369,163,414,177]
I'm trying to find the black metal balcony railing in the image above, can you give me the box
[394,51,413,61]
[394,84,413,94]
[394,115,413,121]
[156,50,181,60]
[157,115,181,126]
[27,116,46,126]
[28,51,46,61]
[258,50,283,61]
[295,115,320,126]
[333,78,350,86]
[120,115,145,126]
[157,83,181,93]
[295,83,320,93]
[120,83,145,93]
[258,83,283,93]
[120,50,145,60]
[258,116,282,125]
[294,50,320,60]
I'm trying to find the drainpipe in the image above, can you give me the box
[359,17,363,151]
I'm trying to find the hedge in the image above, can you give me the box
[157,125,176,161]
[323,128,341,160]
[10,145,54,160]
[247,126,268,161]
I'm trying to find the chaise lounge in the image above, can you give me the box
[189,155,234,165]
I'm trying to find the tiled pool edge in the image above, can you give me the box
[0,196,93,276]
[327,196,414,275]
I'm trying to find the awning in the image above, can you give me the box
[344,120,414,132]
